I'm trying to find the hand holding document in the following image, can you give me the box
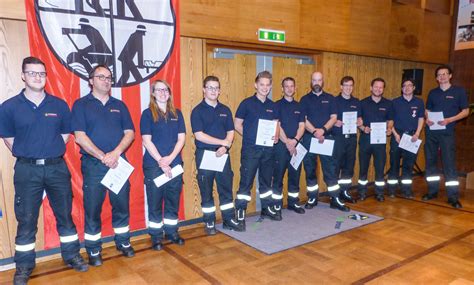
[290,143,308,170]
[256,119,277,147]
[309,137,335,156]
[101,156,134,195]
[154,165,184,188]
[199,150,229,172]
[370,122,387,144]
[399,134,422,154]
[427,111,446,130]
[342,111,357,134]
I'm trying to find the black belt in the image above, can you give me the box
[17,157,63,165]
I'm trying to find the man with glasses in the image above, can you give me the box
[71,64,135,266]
[0,57,88,285]
[332,76,362,204]
[191,76,244,235]
[387,78,424,199]
[422,65,469,208]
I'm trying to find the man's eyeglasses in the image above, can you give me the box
[23,71,47,78]
[205,86,220,92]
[154,88,170,94]
[93,75,114,82]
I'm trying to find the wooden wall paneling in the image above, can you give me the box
[0,19,31,259]
[206,50,257,212]
[180,37,204,221]
[418,11,452,63]
[389,3,424,60]
[424,0,452,14]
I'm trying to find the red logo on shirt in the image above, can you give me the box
[44,113,58,117]
[219,114,227,117]
[379,108,386,111]
[294,111,300,114]
[350,105,357,108]
[110,109,121,113]
[266,109,273,113]
[322,101,329,103]
[446,96,454,99]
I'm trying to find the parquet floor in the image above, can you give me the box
[1,176,474,284]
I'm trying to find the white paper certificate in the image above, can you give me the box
[370,122,387,144]
[199,150,229,172]
[427,111,446,130]
[153,164,184,188]
[399,134,422,154]
[100,157,135,195]
[290,143,308,170]
[256,119,277,147]
[309,138,335,156]
[342,111,358,134]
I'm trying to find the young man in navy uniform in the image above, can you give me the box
[191,76,244,234]
[272,77,306,215]
[234,71,280,229]
[0,57,88,285]
[358,78,394,202]
[300,72,349,212]
[71,65,135,266]
[422,65,469,208]
[332,76,362,204]
[387,78,424,198]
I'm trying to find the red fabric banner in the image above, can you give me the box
[25,0,181,249]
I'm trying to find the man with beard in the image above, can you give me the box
[234,71,280,230]
[422,65,468,208]
[358,78,393,202]
[272,77,306,215]
[300,72,349,212]
[332,76,362,204]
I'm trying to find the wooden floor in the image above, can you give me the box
[2,176,474,284]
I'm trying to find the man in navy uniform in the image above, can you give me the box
[422,65,469,208]
[358,78,393,202]
[387,78,424,198]
[300,71,349,212]
[0,57,88,285]
[332,76,362,204]
[272,77,306,215]
[234,71,280,229]
[71,64,135,266]
[191,75,244,234]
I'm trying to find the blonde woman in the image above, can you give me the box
[140,80,186,250]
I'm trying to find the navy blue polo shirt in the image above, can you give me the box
[333,94,361,136]
[392,95,425,132]
[274,97,305,139]
[300,91,337,129]
[0,90,71,158]
[191,100,234,149]
[140,108,186,167]
[71,93,134,154]
[360,96,393,127]
[426,86,468,133]
[235,94,278,148]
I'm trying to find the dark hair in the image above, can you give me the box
[255,70,272,83]
[401,78,416,87]
[371,77,385,87]
[435,64,452,77]
[22,56,45,72]
[340,76,354,85]
[281,77,295,87]
[203,75,220,88]
[89,64,113,79]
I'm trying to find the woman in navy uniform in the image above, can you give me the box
[141,79,186,250]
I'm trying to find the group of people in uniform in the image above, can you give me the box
[0,57,468,285]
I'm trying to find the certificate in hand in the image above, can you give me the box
[199,150,229,172]
[370,122,387,144]
[427,111,446,130]
[100,156,135,195]
[256,119,277,147]
[342,111,357,134]
[398,134,422,154]
[290,143,308,170]
[309,137,335,156]
[153,164,184,188]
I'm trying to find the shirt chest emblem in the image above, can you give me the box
[379,108,386,111]
[321,101,329,104]
[170,118,178,121]
[350,105,357,109]
[44,113,58,117]
[219,113,227,117]
[445,96,454,99]
[266,109,273,113]
[110,109,120,113]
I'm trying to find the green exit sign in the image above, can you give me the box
[258,28,286,44]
